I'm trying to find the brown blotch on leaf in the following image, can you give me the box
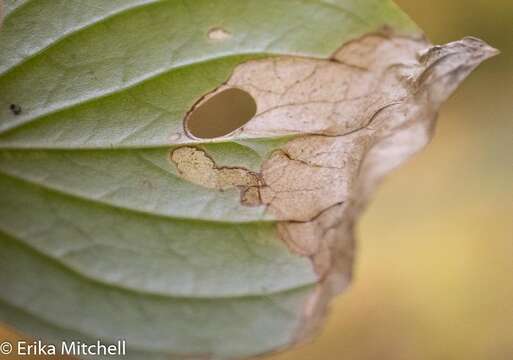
[241,186,262,207]
[174,31,497,347]
[170,147,261,204]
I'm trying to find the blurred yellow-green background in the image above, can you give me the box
[1,0,512,359]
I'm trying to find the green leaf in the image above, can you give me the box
[0,0,494,359]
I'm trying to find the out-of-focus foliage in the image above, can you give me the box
[267,0,513,359]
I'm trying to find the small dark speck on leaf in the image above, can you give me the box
[10,104,22,115]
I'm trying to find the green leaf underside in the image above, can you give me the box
[0,0,418,358]
[0,234,314,359]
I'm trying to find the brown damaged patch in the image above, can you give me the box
[170,146,262,205]
[259,134,368,222]
[173,32,497,350]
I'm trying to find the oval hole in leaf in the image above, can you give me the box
[186,88,257,139]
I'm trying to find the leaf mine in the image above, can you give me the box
[176,32,497,342]
[170,146,261,190]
